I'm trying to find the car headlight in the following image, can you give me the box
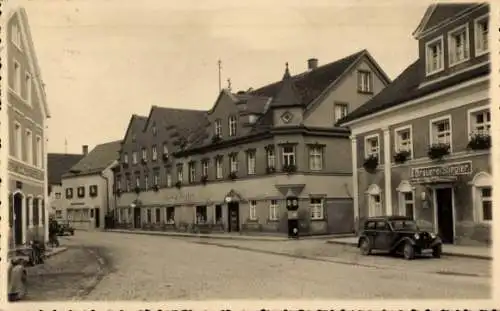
[430,233,436,239]
[414,233,420,239]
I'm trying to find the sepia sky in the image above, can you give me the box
[20,0,431,154]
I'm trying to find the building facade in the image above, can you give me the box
[47,146,87,219]
[3,6,51,246]
[339,3,491,245]
[115,51,391,235]
[60,141,121,230]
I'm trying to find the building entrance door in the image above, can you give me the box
[94,208,100,228]
[227,202,240,232]
[134,207,141,228]
[435,187,454,244]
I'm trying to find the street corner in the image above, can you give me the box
[45,246,69,259]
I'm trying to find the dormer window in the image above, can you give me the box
[163,143,169,156]
[475,15,489,56]
[214,119,222,137]
[425,37,444,75]
[248,114,258,124]
[152,124,157,136]
[229,116,237,136]
[448,25,469,66]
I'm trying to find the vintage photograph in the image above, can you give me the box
[0,0,494,306]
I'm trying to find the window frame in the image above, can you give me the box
[188,162,196,183]
[144,173,149,190]
[357,70,373,93]
[447,23,470,67]
[364,133,380,159]
[25,72,32,105]
[269,199,279,221]
[132,151,138,165]
[266,147,276,169]
[214,119,222,137]
[467,105,490,136]
[477,186,492,223]
[393,125,413,158]
[429,115,453,152]
[247,150,256,175]
[281,145,296,167]
[229,154,238,173]
[176,164,184,183]
[123,153,129,164]
[249,200,257,220]
[13,60,21,94]
[425,35,445,76]
[215,157,223,179]
[25,128,33,164]
[398,190,415,219]
[228,115,237,137]
[141,148,147,162]
[13,121,22,159]
[333,102,349,123]
[309,198,324,220]
[474,14,489,57]
[308,145,323,171]
[151,145,158,161]
[202,160,209,177]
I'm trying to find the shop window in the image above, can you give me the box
[166,206,175,224]
[215,204,223,224]
[196,206,207,224]
[471,171,492,223]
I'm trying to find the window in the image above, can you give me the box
[11,23,22,49]
[77,186,85,198]
[368,194,383,217]
[216,157,223,179]
[132,151,138,164]
[215,205,223,224]
[310,198,324,220]
[334,103,348,123]
[153,170,159,186]
[89,185,98,197]
[26,73,32,105]
[166,172,172,187]
[141,148,147,162]
[13,61,21,93]
[152,145,158,161]
[364,134,380,159]
[135,175,140,188]
[357,71,372,93]
[202,160,209,177]
[189,162,196,183]
[123,153,129,164]
[144,174,149,190]
[269,200,279,221]
[152,124,157,136]
[469,108,491,135]
[229,154,238,173]
[155,208,161,223]
[229,116,237,136]
[282,146,295,166]
[266,147,276,169]
[479,187,492,222]
[14,122,22,158]
[35,136,42,167]
[247,151,256,175]
[163,143,169,157]
[214,119,222,137]
[65,188,73,199]
[430,116,451,146]
[399,191,414,219]
[475,15,489,55]
[394,126,413,157]
[25,129,33,164]
[309,146,323,171]
[196,206,207,224]
[177,165,183,183]
[249,200,257,220]
[166,207,175,224]
[448,25,469,66]
[125,175,131,191]
[426,37,444,74]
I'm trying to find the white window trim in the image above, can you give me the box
[25,129,33,164]
[13,60,22,95]
[230,155,238,173]
[144,174,149,190]
[189,163,196,182]
[425,35,445,76]
[247,152,256,175]
[474,14,489,57]
[202,161,209,177]
[267,148,276,168]
[447,23,470,68]
[309,198,324,220]
[214,119,222,137]
[166,173,172,187]
[269,200,279,221]
[467,104,490,135]
[123,153,129,164]
[398,190,416,219]
[469,171,492,224]
[364,133,380,159]
[215,158,223,179]
[249,200,257,220]
[25,72,32,105]
[282,146,296,166]
[429,115,453,153]
[152,145,157,161]
[132,151,138,164]
[13,121,22,159]
[141,148,147,161]
[309,146,323,171]
[358,71,372,93]
[393,125,414,158]
[228,116,237,137]
[334,102,348,123]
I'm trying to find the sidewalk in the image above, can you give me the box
[45,246,68,258]
[107,228,354,242]
[327,237,492,260]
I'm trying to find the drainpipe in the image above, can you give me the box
[100,173,110,229]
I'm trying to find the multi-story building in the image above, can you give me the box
[115,50,391,235]
[3,6,51,246]
[338,3,490,245]
[60,141,121,230]
[47,146,87,219]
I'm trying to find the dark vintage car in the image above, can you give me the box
[57,221,75,236]
[357,216,442,260]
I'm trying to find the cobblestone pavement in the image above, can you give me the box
[23,239,109,301]
[63,231,491,300]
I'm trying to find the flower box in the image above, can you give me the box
[467,133,491,150]
[266,166,276,174]
[228,172,237,180]
[201,175,208,185]
[134,186,141,194]
[175,181,182,189]
[427,143,450,160]
[282,164,297,174]
[393,150,411,164]
[363,155,378,173]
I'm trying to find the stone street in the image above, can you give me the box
[25,231,492,301]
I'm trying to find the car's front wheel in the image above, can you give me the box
[403,242,415,260]
[432,245,442,258]
[359,238,372,256]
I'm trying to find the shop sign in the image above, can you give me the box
[410,161,472,179]
[165,192,195,203]
[8,159,44,181]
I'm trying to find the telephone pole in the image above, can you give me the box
[217,59,222,92]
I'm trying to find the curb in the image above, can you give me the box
[326,240,492,260]
[45,247,68,259]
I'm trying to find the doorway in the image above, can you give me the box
[94,208,100,228]
[134,207,141,228]
[434,187,454,244]
[13,193,24,245]
[227,202,240,232]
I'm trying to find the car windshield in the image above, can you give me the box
[390,220,418,231]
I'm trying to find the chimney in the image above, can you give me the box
[82,145,89,155]
[307,58,318,70]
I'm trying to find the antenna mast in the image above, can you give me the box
[218,59,222,92]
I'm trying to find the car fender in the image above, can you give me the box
[357,235,371,248]
[391,237,415,251]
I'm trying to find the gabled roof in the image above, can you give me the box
[121,114,148,145]
[47,153,85,184]
[9,7,50,118]
[338,60,490,125]
[269,64,303,108]
[412,3,482,39]
[62,140,122,178]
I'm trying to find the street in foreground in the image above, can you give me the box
[25,231,491,301]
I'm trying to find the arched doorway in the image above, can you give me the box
[13,192,24,245]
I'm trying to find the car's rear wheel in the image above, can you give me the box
[432,245,442,258]
[403,242,415,260]
[359,238,372,256]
